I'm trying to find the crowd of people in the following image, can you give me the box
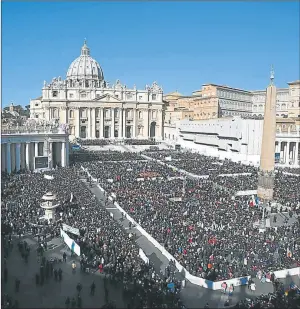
[77,139,110,146]
[80,150,300,283]
[124,139,156,145]
[70,150,145,164]
[2,145,300,308]
[212,174,258,192]
[234,279,300,308]
[77,160,180,183]
[274,172,300,209]
[144,150,258,175]
[144,150,300,207]
[77,138,157,146]
[276,166,300,175]
[1,167,183,308]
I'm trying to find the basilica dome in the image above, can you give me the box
[66,41,104,81]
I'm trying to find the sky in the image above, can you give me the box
[2,1,299,107]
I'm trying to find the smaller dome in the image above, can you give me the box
[67,40,104,81]
[166,91,182,97]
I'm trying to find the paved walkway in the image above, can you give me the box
[1,236,126,308]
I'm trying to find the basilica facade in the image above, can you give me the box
[30,41,164,140]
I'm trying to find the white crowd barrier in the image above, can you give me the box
[235,190,258,196]
[81,165,300,290]
[274,267,300,278]
[60,229,81,256]
[218,173,252,177]
[282,172,300,177]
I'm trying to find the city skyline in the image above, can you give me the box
[2,1,299,107]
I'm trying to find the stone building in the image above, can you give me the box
[30,41,164,140]
[192,84,253,118]
[164,80,300,122]
[252,80,300,118]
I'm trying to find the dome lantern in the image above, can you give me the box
[81,39,90,56]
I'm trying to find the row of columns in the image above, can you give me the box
[2,141,68,174]
[275,141,299,165]
[74,107,156,139]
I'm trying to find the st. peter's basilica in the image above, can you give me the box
[30,41,164,140]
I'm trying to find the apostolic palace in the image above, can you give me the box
[30,40,164,140]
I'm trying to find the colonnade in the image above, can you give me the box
[275,141,299,165]
[1,141,68,173]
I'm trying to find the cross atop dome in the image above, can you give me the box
[81,39,90,56]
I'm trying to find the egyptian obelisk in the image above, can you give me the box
[257,67,277,201]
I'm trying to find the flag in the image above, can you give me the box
[208,237,217,245]
[44,174,54,180]
[251,195,257,206]
[70,192,74,203]
[255,196,260,205]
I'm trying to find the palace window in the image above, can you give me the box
[127,93,133,100]
[69,93,74,98]
[105,109,110,118]
[139,95,143,101]
[81,93,86,98]
[80,109,87,118]
[53,109,59,118]
[152,110,156,119]
[152,94,157,100]
[139,111,142,119]
[52,91,58,97]
[69,110,74,118]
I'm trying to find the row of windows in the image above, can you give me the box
[276,124,297,130]
[253,94,289,102]
[219,100,251,109]
[222,111,252,117]
[217,90,251,101]
[52,91,158,101]
[194,112,217,118]
[253,103,290,111]
[252,113,288,117]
